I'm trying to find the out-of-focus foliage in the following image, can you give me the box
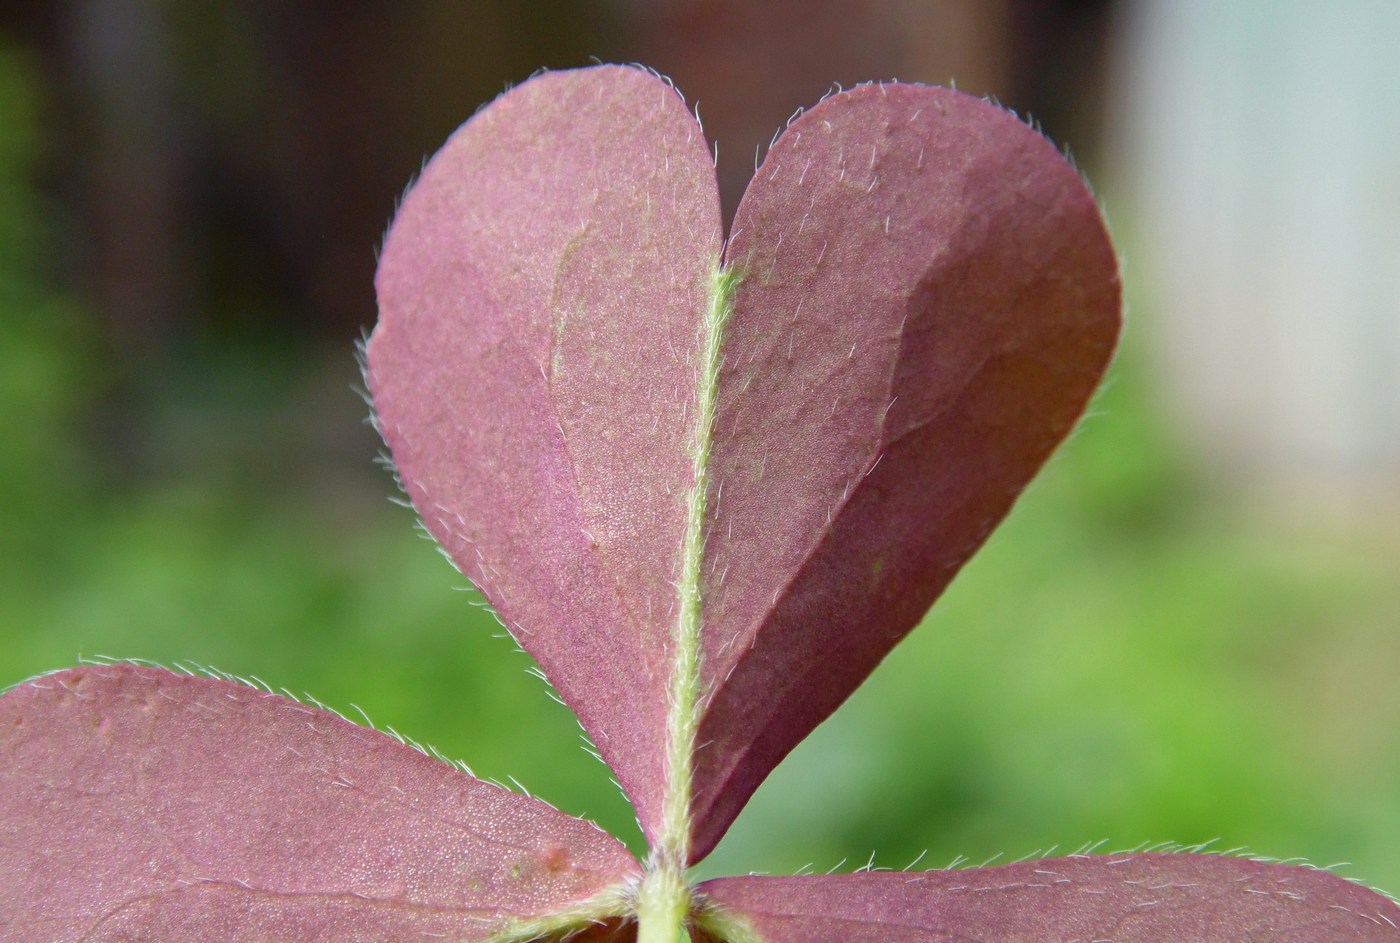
[2,36,1397,902]
[0,48,97,533]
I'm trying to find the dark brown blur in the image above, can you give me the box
[1,0,1111,364]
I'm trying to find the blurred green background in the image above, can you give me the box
[2,0,1397,897]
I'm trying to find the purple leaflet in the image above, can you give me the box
[0,665,639,942]
[368,65,721,852]
[695,854,1400,942]
[691,82,1120,860]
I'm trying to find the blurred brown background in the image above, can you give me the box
[2,0,1397,895]
[4,0,1111,360]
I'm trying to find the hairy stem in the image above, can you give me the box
[656,261,738,869]
[642,261,739,941]
[635,866,692,943]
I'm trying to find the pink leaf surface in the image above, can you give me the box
[368,64,721,847]
[690,82,1119,859]
[697,854,1400,942]
[0,665,639,942]
[369,65,1118,862]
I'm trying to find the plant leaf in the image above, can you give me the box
[368,64,722,850]
[690,82,1120,859]
[694,854,1400,942]
[0,665,639,942]
[368,65,1118,863]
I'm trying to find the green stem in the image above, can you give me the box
[640,260,739,943]
[654,262,740,868]
[635,866,691,943]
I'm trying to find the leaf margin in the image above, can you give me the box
[691,851,1400,943]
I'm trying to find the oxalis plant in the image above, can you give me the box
[2,63,1397,943]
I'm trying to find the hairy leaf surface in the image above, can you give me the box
[0,665,638,942]
[369,65,721,847]
[696,854,1400,942]
[692,82,1120,859]
[369,65,1119,862]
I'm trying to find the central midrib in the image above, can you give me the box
[654,259,741,872]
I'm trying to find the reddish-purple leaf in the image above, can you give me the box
[695,854,1400,942]
[369,64,721,849]
[0,665,639,942]
[369,65,1118,863]
[691,82,1120,859]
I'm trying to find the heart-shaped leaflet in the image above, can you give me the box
[368,65,1119,865]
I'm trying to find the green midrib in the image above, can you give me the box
[661,260,740,867]
[635,260,741,943]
